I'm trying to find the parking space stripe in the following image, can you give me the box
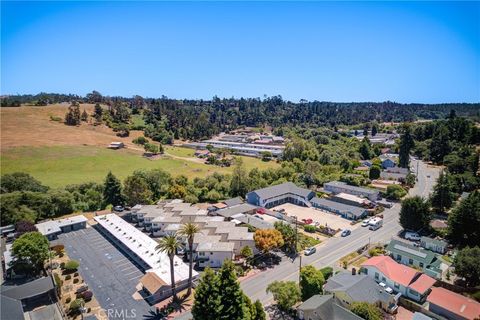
[128,274,143,281]
[124,270,139,276]
[121,265,136,272]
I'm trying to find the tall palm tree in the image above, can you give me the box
[178,222,200,296]
[155,234,182,300]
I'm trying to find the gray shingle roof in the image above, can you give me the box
[247,182,313,200]
[223,197,244,207]
[310,197,367,218]
[324,272,392,305]
[298,294,362,320]
[324,181,379,196]
[1,276,55,300]
[216,203,258,218]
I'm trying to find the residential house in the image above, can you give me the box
[324,181,379,201]
[297,294,363,320]
[427,287,480,320]
[216,203,258,219]
[379,154,398,169]
[196,242,235,268]
[386,239,448,279]
[361,256,437,302]
[310,197,368,220]
[246,182,315,208]
[1,276,60,320]
[223,197,244,207]
[151,215,183,237]
[324,272,399,313]
[35,215,88,240]
[420,237,448,254]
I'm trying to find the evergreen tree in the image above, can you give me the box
[217,260,246,319]
[399,196,431,231]
[230,158,248,197]
[93,103,103,122]
[253,300,266,320]
[359,137,373,160]
[103,172,123,206]
[300,265,325,301]
[81,109,89,121]
[448,191,480,248]
[64,102,81,125]
[192,268,222,320]
[350,302,382,320]
[453,246,480,286]
[369,166,381,180]
[123,174,153,205]
[429,124,451,164]
[399,124,415,168]
[430,171,455,214]
[371,123,378,137]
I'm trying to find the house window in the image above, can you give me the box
[199,252,205,256]
[375,272,379,280]
[419,262,424,268]
[394,283,400,290]
[409,259,414,265]
[409,289,419,296]
[382,277,386,282]
[397,254,401,260]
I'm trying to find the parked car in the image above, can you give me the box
[405,231,421,241]
[341,229,351,237]
[304,247,316,256]
[113,205,124,212]
[361,219,371,227]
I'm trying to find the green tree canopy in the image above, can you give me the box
[300,265,325,301]
[430,171,456,214]
[266,280,301,312]
[230,158,248,197]
[11,231,49,275]
[123,174,153,206]
[453,246,480,287]
[350,302,382,320]
[103,171,124,206]
[1,172,49,194]
[399,196,431,231]
[368,166,381,180]
[218,260,247,319]
[448,191,480,248]
[192,268,222,320]
[398,124,415,168]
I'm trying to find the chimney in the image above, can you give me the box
[352,268,357,275]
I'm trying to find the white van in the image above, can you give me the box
[369,217,383,231]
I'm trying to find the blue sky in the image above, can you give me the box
[2,1,479,103]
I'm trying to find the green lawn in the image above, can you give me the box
[165,146,195,157]
[1,145,278,188]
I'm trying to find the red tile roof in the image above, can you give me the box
[427,287,480,320]
[362,256,417,287]
[361,256,435,293]
[409,274,437,294]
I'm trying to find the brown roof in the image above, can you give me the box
[428,287,480,320]
[430,219,448,229]
[140,272,167,294]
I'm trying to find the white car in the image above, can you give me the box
[385,287,394,294]
[405,231,421,241]
[361,219,371,227]
[379,282,386,288]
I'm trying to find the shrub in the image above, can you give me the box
[70,298,84,313]
[82,291,93,301]
[60,262,65,269]
[65,297,71,304]
[132,136,149,145]
[65,275,72,280]
[74,272,79,277]
[51,244,65,254]
[50,115,63,122]
[73,278,79,284]
[65,260,80,272]
[304,225,316,233]
[320,267,333,280]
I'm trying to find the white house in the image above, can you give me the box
[360,256,436,303]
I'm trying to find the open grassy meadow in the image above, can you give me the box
[0,105,278,187]
[1,145,278,188]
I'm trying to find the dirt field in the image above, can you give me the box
[0,104,279,187]
[0,104,143,151]
[271,203,360,231]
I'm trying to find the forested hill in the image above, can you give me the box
[1,92,479,128]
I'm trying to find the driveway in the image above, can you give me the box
[54,227,156,319]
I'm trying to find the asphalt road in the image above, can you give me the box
[176,160,440,319]
[240,159,440,304]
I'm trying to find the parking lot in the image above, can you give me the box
[54,227,154,319]
[272,203,360,231]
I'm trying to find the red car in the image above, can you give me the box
[256,208,267,215]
